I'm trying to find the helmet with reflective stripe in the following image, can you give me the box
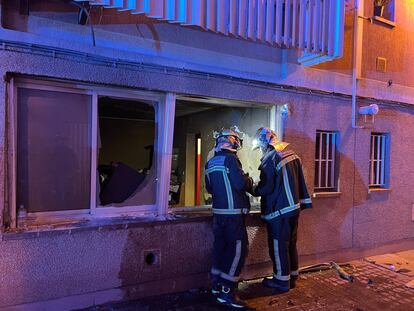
[252,127,289,153]
[214,126,244,152]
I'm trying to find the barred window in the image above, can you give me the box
[314,130,339,192]
[369,133,389,188]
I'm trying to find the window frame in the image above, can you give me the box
[314,130,340,193]
[8,77,176,228]
[369,132,390,189]
[168,96,284,210]
[372,0,396,27]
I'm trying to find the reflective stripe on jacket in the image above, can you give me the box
[205,150,252,215]
[253,146,312,221]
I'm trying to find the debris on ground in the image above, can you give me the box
[330,261,354,282]
[366,251,414,277]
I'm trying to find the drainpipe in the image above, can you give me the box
[352,0,364,128]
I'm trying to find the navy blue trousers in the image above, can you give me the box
[266,214,299,283]
[211,214,248,288]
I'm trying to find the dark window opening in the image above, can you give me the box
[170,99,271,208]
[97,96,157,206]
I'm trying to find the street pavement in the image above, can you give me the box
[81,253,414,311]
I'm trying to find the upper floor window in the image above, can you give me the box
[373,0,395,24]
[369,132,390,189]
[314,130,339,192]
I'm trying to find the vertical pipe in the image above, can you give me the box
[352,0,364,128]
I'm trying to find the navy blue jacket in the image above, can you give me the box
[252,146,312,221]
[205,150,252,215]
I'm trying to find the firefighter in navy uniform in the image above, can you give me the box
[251,127,312,292]
[205,127,253,309]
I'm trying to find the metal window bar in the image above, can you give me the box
[369,135,375,185]
[315,131,336,191]
[376,134,380,185]
[330,130,336,187]
[381,134,386,185]
[369,134,386,187]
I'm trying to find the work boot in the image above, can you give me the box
[216,285,247,309]
[290,275,298,289]
[262,277,290,293]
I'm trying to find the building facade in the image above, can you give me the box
[0,0,413,309]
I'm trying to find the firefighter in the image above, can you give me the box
[251,127,312,292]
[205,126,253,309]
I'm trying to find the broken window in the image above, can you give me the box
[97,96,157,207]
[170,99,271,208]
[314,130,339,192]
[13,81,160,225]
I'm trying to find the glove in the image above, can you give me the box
[249,184,258,197]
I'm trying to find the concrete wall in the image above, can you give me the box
[283,94,414,253]
[0,218,214,309]
[362,1,414,87]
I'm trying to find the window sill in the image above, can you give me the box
[312,191,342,198]
[1,212,211,241]
[372,16,396,28]
[368,187,391,193]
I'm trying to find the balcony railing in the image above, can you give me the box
[76,0,345,66]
